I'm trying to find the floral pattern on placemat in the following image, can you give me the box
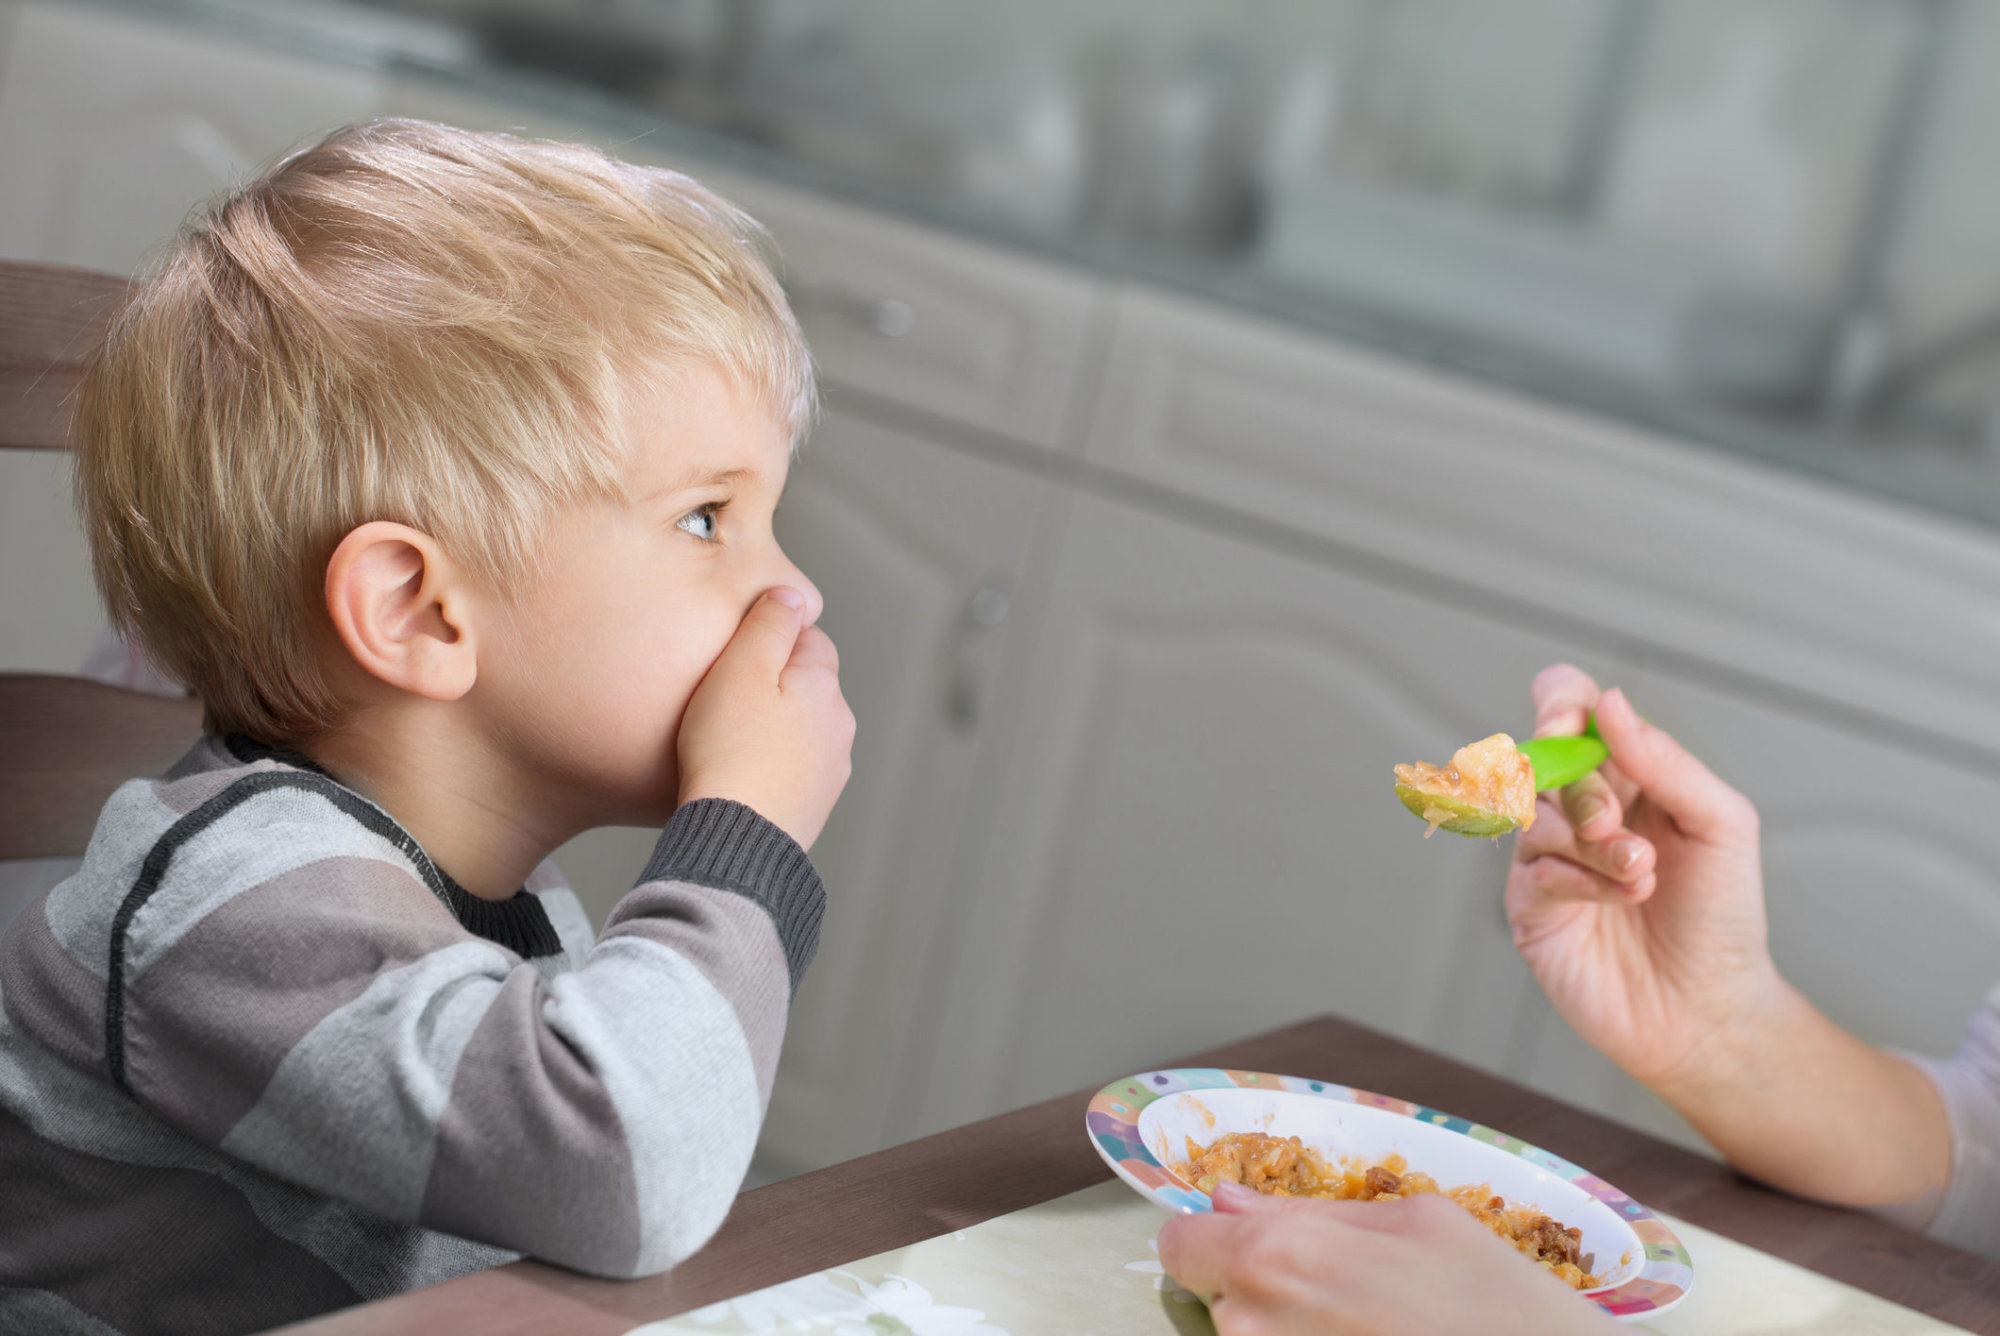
[647,1268,1009,1336]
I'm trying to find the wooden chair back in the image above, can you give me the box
[0,260,202,861]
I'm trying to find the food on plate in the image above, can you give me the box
[1392,732,1537,838]
[1177,1131,1603,1290]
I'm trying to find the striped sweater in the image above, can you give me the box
[0,735,823,1335]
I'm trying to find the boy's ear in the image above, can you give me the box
[324,522,479,702]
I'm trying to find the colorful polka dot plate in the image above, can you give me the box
[1087,1067,1692,1322]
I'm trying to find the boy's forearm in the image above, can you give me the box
[1652,981,1950,1212]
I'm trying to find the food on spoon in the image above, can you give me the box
[1178,1132,1603,1290]
[1393,732,1537,838]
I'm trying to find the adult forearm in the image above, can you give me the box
[1652,980,1950,1212]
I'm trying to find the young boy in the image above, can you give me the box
[0,119,854,1335]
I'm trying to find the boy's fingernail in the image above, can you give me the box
[770,587,806,610]
[1611,838,1642,872]
[1575,797,1607,827]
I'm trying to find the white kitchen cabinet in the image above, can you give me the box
[897,488,1635,1141]
[754,411,1056,1172]
[0,3,381,274]
[1085,287,2000,760]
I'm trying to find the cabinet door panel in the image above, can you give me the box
[757,414,1050,1170]
[905,493,1632,1137]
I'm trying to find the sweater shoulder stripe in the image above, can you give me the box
[103,770,559,1091]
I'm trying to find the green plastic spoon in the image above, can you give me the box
[1518,716,1609,792]
[1394,717,1609,837]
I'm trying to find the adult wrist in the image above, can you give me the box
[1646,962,1797,1114]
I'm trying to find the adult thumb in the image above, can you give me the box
[1596,688,1754,844]
[1212,1181,1285,1214]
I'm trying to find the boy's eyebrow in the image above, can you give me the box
[641,465,759,503]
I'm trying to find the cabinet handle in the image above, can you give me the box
[786,277,916,339]
[946,582,1011,731]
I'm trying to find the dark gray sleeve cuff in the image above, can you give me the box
[641,799,825,991]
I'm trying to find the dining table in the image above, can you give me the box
[274,1014,2000,1335]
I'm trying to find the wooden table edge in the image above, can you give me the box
[274,1014,2000,1335]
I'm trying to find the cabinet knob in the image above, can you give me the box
[787,277,916,339]
[946,582,1011,731]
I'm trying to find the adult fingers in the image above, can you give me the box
[1158,1207,1354,1310]
[1517,796,1655,887]
[1530,664,1602,738]
[1559,770,1624,842]
[1514,852,1658,905]
[1155,1213,1245,1305]
[1595,689,1758,845]
[1213,1181,1284,1213]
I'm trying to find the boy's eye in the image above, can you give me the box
[676,503,721,543]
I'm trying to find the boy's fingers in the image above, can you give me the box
[785,624,840,676]
[716,588,807,682]
[1596,689,1757,845]
[1530,663,1601,738]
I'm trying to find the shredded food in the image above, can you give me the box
[1393,732,1537,835]
[1178,1131,1603,1291]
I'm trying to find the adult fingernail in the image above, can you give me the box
[770,587,806,610]
[1575,797,1607,827]
[1213,1181,1275,1212]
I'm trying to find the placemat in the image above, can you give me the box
[628,1179,1966,1335]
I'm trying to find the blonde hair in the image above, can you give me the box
[73,118,813,744]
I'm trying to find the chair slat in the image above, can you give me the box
[0,261,131,450]
[0,674,203,860]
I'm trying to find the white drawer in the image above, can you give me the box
[712,176,1103,450]
[1084,286,2000,760]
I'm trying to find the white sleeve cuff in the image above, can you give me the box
[1889,987,2000,1258]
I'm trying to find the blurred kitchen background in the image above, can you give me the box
[6,0,2000,1180]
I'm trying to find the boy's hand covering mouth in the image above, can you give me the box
[675,587,856,850]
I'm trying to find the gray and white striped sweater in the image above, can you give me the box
[0,735,824,1336]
